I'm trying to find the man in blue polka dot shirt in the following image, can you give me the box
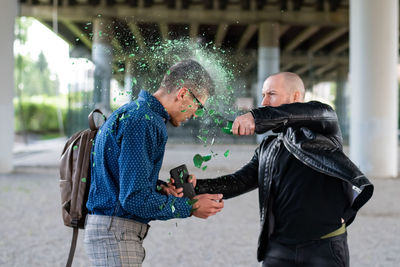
[84,59,224,267]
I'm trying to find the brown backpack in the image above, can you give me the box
[59,109,105,267]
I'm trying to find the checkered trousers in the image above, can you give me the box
[84,215,150,267]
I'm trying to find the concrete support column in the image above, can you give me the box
[93,18,113,113]
[0,0,17,173]
[257,22,280,142]
[350,0,398,178]
[335,66,349,144]
[124,57,139,101]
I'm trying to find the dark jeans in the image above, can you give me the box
[262,233,349,267]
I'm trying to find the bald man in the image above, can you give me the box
[192,72,373,266]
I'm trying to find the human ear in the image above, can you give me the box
[177,87,188,100]
[293,91,301,102]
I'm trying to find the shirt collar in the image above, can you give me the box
[138,90,170,122]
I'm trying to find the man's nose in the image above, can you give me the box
[261,97,268,107]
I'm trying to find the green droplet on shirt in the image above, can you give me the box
[157,185,162,191]
[145,114,151,120]
[186,199,198,206]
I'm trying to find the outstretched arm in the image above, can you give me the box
[195,148,260,199]
[233,101,342,141]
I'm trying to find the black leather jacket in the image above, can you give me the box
[195,101,374,262]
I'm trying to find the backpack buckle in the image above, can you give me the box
[71,219,79,228]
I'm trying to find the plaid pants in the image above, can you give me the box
[84,215,150,267]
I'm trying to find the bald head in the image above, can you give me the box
[261,72,305,107]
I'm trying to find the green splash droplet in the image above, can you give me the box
[195,109,204,117]
[224,150,230,158]
[202,155,212,162]
[81,177,86,183]
[193,154,203,168]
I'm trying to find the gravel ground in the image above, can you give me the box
[0,139,399,266]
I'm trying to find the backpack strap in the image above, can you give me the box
[66,227,79,267]
[88,109,106,131]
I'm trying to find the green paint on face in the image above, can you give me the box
[180,109,187,112]
[195,109,204,117]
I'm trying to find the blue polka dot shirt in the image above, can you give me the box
[87,90,192,223]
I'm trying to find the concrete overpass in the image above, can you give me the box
[0,0,398,178]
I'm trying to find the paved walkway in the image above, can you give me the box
[0,138,399,266]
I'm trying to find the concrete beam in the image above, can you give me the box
[128,22,146,50]
[280,53,348,65]
[332,42,349,54]
[190,22,199,40]
[279,24,290,37]
[296,64,311,75]
[237,24,258,51]
[215,23,228,47]
[284,26,320,51]
[37,19,73,46]
[159,22,169,41]
[20,5,349,26]
[61,19,92,49]
[314,62,336,76]
[280,62,296,72]
[309,27,348,53]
